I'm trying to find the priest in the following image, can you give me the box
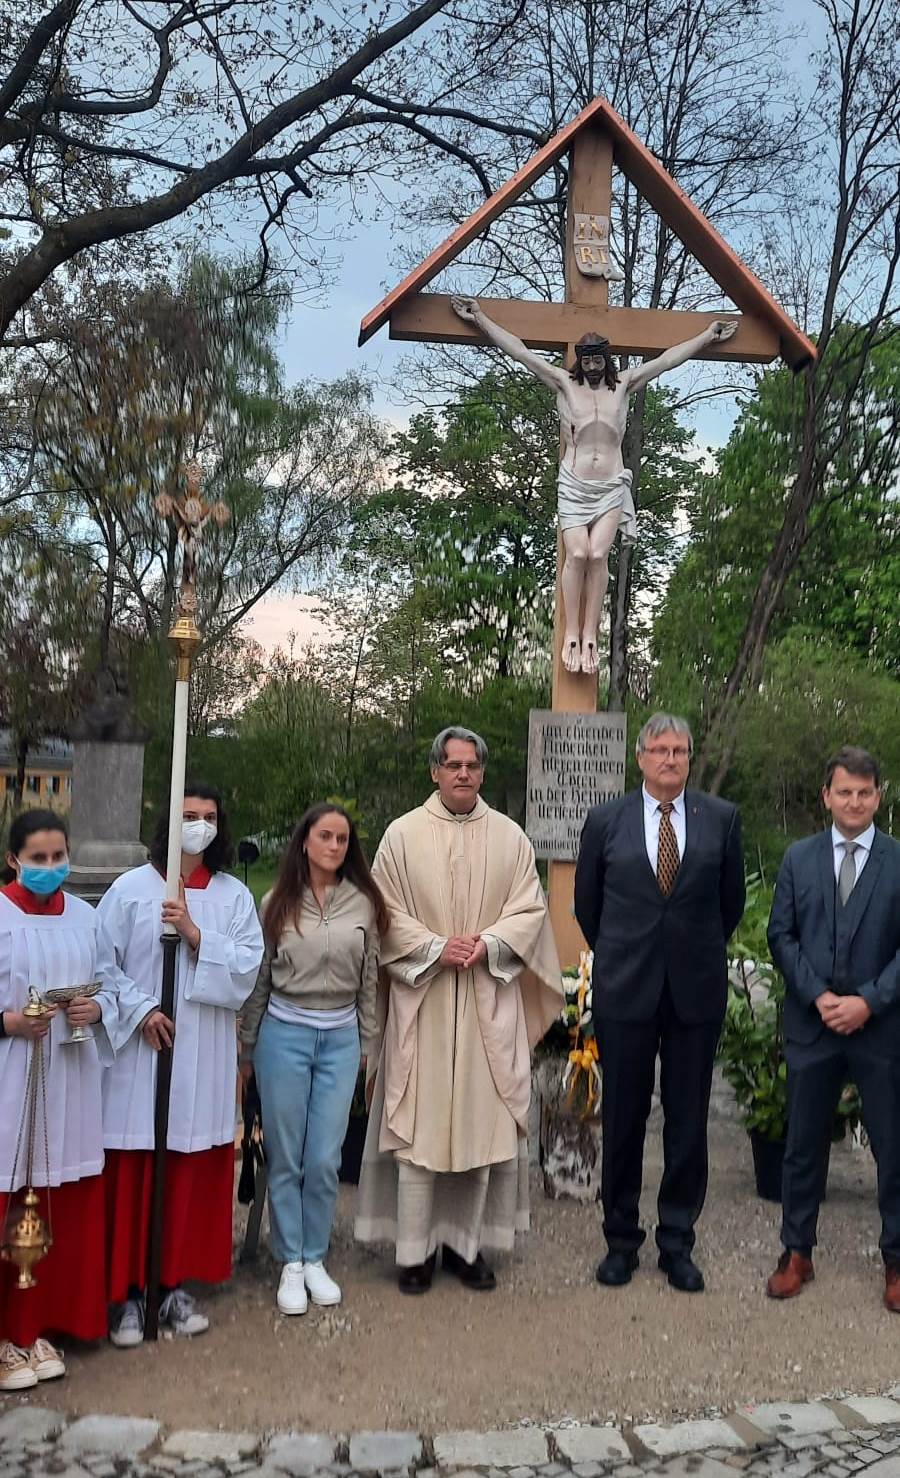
[355,726,562,1293]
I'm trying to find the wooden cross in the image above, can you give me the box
[360,98,813,965]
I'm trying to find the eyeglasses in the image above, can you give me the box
[643,745,691,760]
[440,761,483,773]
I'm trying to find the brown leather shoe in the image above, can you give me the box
[884,1263,900,1313]
[766,1250,814,1299]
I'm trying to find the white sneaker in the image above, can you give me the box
[0,1341,38,1391]
[29,1337,65,1381]
[159,1287,209,1337]
[277,1261,308,1315]
[109,1297,145,1348]
[304,1260,341,1306]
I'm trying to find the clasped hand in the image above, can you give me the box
[7,1003,57,1040]
[816,990,871,1035]
[440,934,487,970]
[66,995,101,1027]
[161,878,201,951]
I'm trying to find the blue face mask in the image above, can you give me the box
[17,861,70,896]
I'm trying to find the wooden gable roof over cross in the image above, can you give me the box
[359,96,815,371]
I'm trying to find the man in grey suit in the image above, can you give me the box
[575,713,745,1294]
[766,746,900,1311]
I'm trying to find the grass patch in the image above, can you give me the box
[233,857,279,907]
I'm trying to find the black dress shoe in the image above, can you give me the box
[397,1251,436,1295]
[595,1250,639,1286]
[441,1244,496,1290]
[658,1250,704,1292]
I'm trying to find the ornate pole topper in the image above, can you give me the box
[145,460,229,1339]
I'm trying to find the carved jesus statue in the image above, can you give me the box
[451,297,737,675]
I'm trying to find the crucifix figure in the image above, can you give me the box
[154,461,230,616]
[451,296,736,674]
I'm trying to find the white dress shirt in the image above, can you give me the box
[831,822,875,886]
[642,785,687,871]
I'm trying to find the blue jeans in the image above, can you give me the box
[253,1014,360,1265]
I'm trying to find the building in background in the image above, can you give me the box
[0,729,73,812]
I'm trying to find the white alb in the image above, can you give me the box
[97,866,263,1153]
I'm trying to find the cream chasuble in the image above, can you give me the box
[355,793,561,1261]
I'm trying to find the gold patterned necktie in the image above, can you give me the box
[657,801,680,897]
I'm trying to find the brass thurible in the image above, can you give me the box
[1,1187,53,1290]
[2,991,53,1288]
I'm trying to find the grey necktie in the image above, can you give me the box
[838,841,859,907]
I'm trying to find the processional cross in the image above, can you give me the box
[359,98,814,965]
[143,460,229,1339]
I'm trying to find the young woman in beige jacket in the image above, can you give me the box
[240,804,387,1316]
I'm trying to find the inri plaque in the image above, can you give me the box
[526,710,627,861]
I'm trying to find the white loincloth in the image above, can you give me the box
[557,464,637,540]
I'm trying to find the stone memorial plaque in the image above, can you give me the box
[526,709,627,860]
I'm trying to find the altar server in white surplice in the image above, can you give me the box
[0,809,150,1395]
[355,727,562,1295]
[97,781,263,1347]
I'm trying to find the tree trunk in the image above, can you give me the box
[14,736,28,805]
[100,513,118,670]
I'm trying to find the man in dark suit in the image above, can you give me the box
[575,713,745,1293]
[766,746,900,1311]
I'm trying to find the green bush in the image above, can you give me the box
[717,876,861,1144]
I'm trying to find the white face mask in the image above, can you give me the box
[181,819,217,856]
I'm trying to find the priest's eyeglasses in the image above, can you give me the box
[644,744,690,759]
[440,760,483,772]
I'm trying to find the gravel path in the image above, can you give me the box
[4,1112,895,1435]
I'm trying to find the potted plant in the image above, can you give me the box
[533,953,602,1202]
[339,1066,368,1185]
[717,877,861,1202]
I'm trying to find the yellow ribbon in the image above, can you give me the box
[565,1035,600,1116]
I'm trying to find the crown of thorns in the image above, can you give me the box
[574,334,611,358]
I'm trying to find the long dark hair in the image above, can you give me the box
[148,779,235,874]
[3,809,69,882]
[263,803,389,954]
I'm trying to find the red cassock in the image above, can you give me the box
[0,1178,107,1345]
[104,1143,234,1300]
[1,881,108,1344]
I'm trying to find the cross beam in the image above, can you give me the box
[388,294,779,361]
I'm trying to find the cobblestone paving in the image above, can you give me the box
[5,1401,898,1472]
[2,1405,900,1478]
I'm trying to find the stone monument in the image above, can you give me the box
[66,661,150,902]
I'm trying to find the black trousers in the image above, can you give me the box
[597,982,721,1257]
[782,1031,900,1262]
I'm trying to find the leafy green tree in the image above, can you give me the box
[693,0,900,788]
[343,369,700,695]
[730,635,899,874]
[389,369,558,681]
[654,334,900,728]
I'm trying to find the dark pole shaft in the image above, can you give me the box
[144,931,179,1339]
